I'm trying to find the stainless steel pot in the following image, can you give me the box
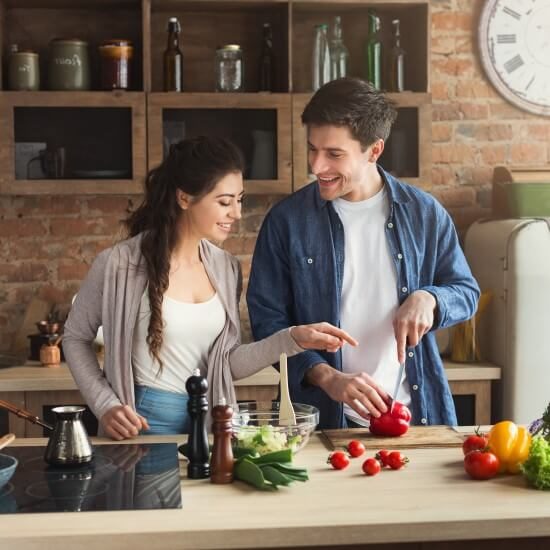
[0,400,93,466]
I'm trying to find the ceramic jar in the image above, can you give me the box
[8,49,40,91]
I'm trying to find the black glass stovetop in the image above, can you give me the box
[0,443,182,514]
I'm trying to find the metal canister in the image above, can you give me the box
[8,49,40,91]
[48,38,90,90]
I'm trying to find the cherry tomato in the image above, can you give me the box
[362,457,381,476]
[464,449,500,480]
[386,451,409,470]
[375,449,391,467]
[347,440,366,458]
[328,451,350,470]
[462,429,488,456]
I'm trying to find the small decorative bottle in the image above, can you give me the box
[185,369,210,479]
[164,17,183,92]
[312,24,331,91]
[259,23,275,92]
[330,16,349,80]
[388,19,405,92]
[210,398,234,484]
[365,10,382,90]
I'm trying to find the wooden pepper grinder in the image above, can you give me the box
[210,397,234,484]
[185,368,210,479]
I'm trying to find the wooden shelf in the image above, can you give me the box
[0,91,146,195]
[147,92,292,194]
[0,0,431,195]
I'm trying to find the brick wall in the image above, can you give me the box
[1,0,548,352]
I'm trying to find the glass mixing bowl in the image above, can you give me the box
[232,401,319,455]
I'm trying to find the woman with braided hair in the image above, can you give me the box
[63,135,356,440]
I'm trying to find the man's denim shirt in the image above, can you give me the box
[247,167,480,430]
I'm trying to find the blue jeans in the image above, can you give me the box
[134,385,191,435]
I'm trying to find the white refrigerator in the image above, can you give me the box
[465,218,550,424]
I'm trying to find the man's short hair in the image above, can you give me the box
[301,77,398,150]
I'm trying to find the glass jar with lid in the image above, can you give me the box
[215,44,243,92]
[99,39,133,90]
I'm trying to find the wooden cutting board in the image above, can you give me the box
[322,426,464,450]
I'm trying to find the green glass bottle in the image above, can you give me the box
[365,10,382,90]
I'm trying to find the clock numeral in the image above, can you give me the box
[497,34,517,44]
[504,54,524,73]
[526,76,535,91]
[502,6,522,19]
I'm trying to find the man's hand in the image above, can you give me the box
[393,290,437,364]
[305,364,390,419]
[100,404,150,441]
[290,323,358,353]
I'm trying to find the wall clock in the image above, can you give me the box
[478,0,550,116]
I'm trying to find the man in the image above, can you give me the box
[247,78,480,429]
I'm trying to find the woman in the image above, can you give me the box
[63,136,356,440]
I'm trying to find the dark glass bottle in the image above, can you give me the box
[365,10,382,90]
[389,19,405,92]
[259,22,275,91]
[164,17,183,92]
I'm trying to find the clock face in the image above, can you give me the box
[479,0,550,116]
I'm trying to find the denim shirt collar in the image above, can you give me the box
[312,165,411,212]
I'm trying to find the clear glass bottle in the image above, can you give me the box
[312,24,331,91]
[259,23,275,92]
[365,10,382,90]
[388,19,405,92]
[330,16,349,80]
[164,17,183,92]
[215,45,243,92]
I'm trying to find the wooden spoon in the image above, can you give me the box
[278,353,296,426]
[0,433,15,451]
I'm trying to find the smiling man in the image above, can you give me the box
[247,77,480,430]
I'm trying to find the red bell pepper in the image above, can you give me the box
[369,401,411,437]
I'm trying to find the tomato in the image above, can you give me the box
[386,451,409,470]
[462,429,488,456]
[375,449,391,467]
[463,449,500,480]
[328,451,350,470]
[347,440,366,458]
[362,457,381,476]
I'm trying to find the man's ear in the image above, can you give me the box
[176,189,190,210]
[369,139,385,163]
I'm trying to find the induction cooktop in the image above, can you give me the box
[0,443,182,514]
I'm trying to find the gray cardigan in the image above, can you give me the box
[63,234,302,432]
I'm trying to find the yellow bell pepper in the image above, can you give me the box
[488,421,532,474]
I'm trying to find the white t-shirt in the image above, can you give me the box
[132,290,226,393]
[333,188,411,426]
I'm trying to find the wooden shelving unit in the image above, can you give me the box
[0,0,431,195]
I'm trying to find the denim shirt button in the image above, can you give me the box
[408,351,414,358]
[307,258,314,264]
[401,286,408,293]
[412,384,419,391]
[397,253,403,260]
[420,418,427,424]
[387,222,394,229]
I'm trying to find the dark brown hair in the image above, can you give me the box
[125,135,245,370]
[301,77,398,150]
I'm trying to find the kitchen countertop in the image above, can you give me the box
[0,359,501,392]
[1,432,549,550]
[0,362,279,391]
